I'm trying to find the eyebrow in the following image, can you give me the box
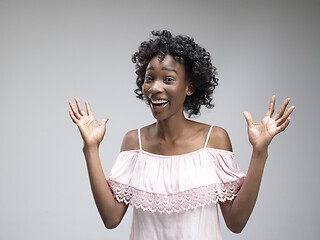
[146,66,178,74]
[162,67,177,74]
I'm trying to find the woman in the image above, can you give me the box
[69,30,294,239]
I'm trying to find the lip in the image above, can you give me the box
[149,98,169,112]
[150,101,169,111]
[149,98,169,103]
[149,97,169,100]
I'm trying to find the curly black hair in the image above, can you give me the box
[131,30,218,117]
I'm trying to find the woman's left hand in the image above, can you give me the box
[243,95,295,152]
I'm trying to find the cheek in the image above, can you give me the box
[142,83,147,93]
[142,83,149,97]
[171,85,188,98]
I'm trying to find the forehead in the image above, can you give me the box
[147,55,185,73]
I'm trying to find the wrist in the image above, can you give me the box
[252,147,268,155]
[251,148,268,164]
[83,143,99,153]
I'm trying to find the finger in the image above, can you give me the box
[85,100,93,116]
[68,109,78,124]
[74,97,85,116]
[265,95,276,117]
[273,98,291,120]
[100,117,109,127]
[276,105,295,126]
[278,117,291,133]
[243,112,255,127]
[69,101,82,119]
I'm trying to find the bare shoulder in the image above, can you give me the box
[120,129,139,152]
[207,126,233,152]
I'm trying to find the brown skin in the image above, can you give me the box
[69,98,128,229]
[69,54,295,232]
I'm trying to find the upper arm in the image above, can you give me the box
[120,129,140,152]
[105,130,139,228]
[219,199,234,229]
[206,126,233,152]
[206,126,235,228]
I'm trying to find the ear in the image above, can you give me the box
[186,83,194,96]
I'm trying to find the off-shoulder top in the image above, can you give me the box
[107,125,246,240]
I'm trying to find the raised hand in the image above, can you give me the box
[69,97,109,148]
[243,95,295,152]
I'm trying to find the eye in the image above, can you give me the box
[165,77,175,83]
[144,76,153,83]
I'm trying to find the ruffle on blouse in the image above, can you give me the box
[107,148,245,214]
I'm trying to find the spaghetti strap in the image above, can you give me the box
[138,128,142,151]
[203,125,214,148]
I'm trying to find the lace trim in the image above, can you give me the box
[107,178,244,214]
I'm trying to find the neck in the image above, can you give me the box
[155,112,191,141]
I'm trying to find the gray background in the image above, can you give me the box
[1,0,319,239]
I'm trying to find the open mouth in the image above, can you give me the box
[149,98,169,110]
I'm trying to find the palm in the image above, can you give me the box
[77,115,106,145]
[247,116,276,150]
[244,96,294,152]
[69,97,109,147]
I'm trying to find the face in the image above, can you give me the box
[142,54,193,120]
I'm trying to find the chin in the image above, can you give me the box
[151,112,168,121]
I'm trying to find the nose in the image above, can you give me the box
[148,80,163,95]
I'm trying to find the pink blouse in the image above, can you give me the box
[107,126,245,240]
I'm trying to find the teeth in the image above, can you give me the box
[150,99,168,104]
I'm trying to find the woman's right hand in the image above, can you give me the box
[69,97,109,148]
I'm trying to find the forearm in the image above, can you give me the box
[83,145,126,228]
[222,96,294,233]
[226,149,268,232]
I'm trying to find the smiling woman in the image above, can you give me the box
[142,54,191,119]
[132,30,218,118]
[69,30,294,240]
